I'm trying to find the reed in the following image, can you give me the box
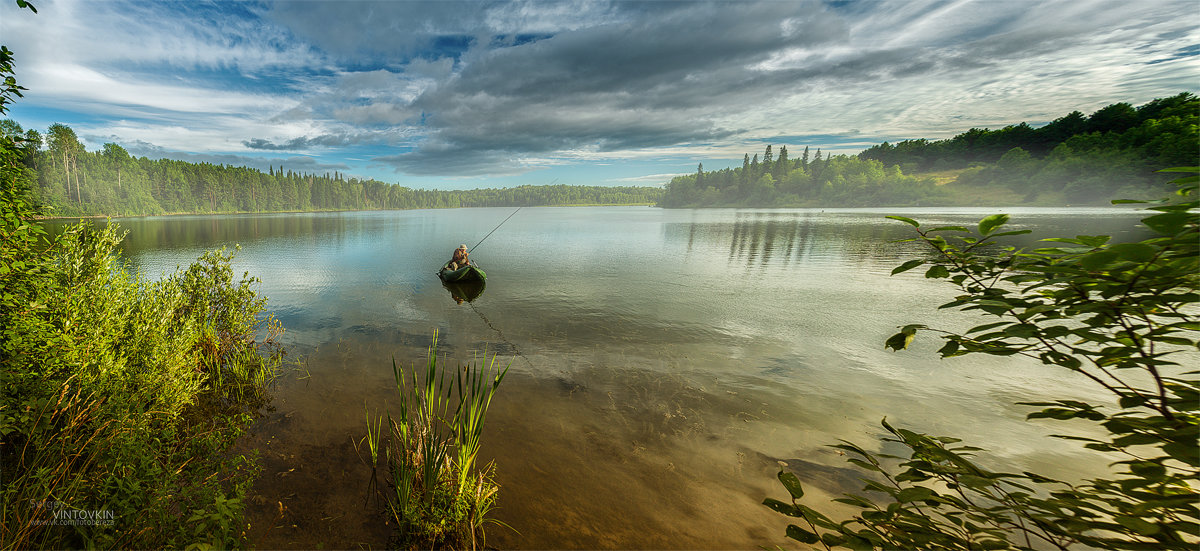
[373,332,510,550]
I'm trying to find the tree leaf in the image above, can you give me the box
[1080,250,1119,271]
[886,215,920,228]
[1142,212,1189,235]
[988,229,1033,237]
[778,470,805,499]
[886,332,915,351]
[1106,242,1157,262]
[897,487,936,502]
[891,259,924,275]
[763,498,800,517]
[785,524,820,544]
[977,214,1009,236]
[1115,515,1160,536]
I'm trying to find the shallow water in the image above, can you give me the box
[50,206,1161,548]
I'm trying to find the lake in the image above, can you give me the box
[52,206,1157,548]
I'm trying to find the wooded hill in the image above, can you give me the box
[859,92,1197,203]
[660,93,1197,207]
[0,121,661,217]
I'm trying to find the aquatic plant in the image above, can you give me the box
[372,334,510,550]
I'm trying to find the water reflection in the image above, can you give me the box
[45,206,1171,549]
[667,208,1155,271]
[443,280,486,303]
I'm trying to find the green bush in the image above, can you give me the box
[766,169,1198,550]
[0,204,283,548]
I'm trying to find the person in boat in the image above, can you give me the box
[448,244,470,270]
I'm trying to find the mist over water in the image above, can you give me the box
[49,206,1160,548]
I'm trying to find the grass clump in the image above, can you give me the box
[368,334,510,550]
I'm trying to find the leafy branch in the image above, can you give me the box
[766,169,1199,550]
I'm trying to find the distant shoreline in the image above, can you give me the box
[31,202,1153,222]
[31,203,661,221]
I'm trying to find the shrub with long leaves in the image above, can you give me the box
[766,168,1198,550]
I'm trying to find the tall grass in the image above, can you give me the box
[373,333,510,549]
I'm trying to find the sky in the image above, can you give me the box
[1,0,1197,190]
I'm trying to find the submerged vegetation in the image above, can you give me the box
[765,169,1199,549]
[359,336,510,549]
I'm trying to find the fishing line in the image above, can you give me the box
[469,207,521,253]
[466,300,536,370]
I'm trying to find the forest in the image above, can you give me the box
[658,146,943,207]
[859,93,1197,202]
[0,120,662,217]
[660,93,1197,208]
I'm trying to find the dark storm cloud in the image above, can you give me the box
[366,1,853,174]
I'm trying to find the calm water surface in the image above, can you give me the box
[58,206,1157,548]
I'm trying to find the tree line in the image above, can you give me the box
[659,145,943,207]
[859,93,1198,202]
[0,120,662,217]
[661,93,1196,208]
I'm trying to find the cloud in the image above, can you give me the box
[244,133,362,151]
[4,0,1197,184]
[122,139,350,173]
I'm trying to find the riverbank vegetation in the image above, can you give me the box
[765,169,1199,549]
[358,337,509,549]
[0,118,661,217]
[1,193,285,548]
[2,7,284,546]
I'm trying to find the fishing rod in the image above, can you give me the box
[469,207,521,253]
[466,177,554,253]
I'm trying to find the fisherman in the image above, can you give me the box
[448,244,470,270]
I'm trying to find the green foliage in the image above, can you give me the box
[862,93,1199,203]
[0,122,663,217]
[369,334,510,550]
[766,169,1199,549]
[660,144,942,207]
[1,207,283,548]
[2,6,279,547]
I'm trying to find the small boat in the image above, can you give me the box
[443,279,486,303]
[438,261,487,283]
